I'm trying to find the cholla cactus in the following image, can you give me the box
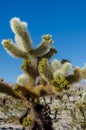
[2,18,55,60]
[1,17,86,130]
[10,18,32,52]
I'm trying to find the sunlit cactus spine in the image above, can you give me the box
[53,62,71,79]
[10,17,33,52]
[17,73,36,88]
[60,62,72,77]
[2,39,28,59]
[51,59,61,72]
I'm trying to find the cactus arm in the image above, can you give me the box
[60,62,71,77]
[65,67,81,84]
[40,46,57,60]
[17,74,36,88]
[61,59,70,64]
[21,60,38,87]
[38,58,53,82]
[2,39,28,59]
[13,84,37,100]
[65,74,80,84]
[10,18,32,52]
[21,60,38,78]
[31,34,53,57]
[0,82,20,99]
[51,59,62,73]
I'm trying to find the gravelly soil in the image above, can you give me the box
[0,84,86,130]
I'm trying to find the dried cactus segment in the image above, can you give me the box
[65,67,81,84]
[74,67,81,75]
[14,84,37,100]
[32,85,55,97]
[65,74,80,84]
[81,66,86,79]
[0,82,20,99]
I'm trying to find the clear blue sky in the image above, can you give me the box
[0,0,86,83]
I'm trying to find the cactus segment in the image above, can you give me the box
[2,39,28,59]
[38,58,53,82]
[10,17,32,52]
[31,35,53,57]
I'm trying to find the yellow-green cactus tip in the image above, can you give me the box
[42,58,47,64]
[14,84,20,90]
[3,39,11,47]
[23,59,28,64]
[38,58,48,72]
[34,98,38,103]
[22,116,34,127]
[42,34,51,40]
[21,65,27,70]
[39,58,47,66]
[48,39,53,44]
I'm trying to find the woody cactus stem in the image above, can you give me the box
[13,84,37,101]
[0,82,20,99]
[32,104,53,130]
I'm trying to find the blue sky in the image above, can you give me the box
[0,0,86,83]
